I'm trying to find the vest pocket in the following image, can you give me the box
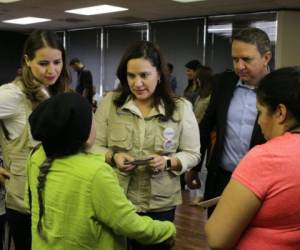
[149,172,181,209]
[5,154,26,176]
[108,123,133,151]
[116,170,131,194]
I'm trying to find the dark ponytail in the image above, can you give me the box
[37,157,54,240]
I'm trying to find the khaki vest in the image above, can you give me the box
[107,93,185,212]
[0,81,36,213]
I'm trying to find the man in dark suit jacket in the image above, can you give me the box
[187,27,272,215]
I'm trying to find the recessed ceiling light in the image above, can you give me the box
[65,4,128,16]
[172,0,206,2]
[0,0,21,3]
[2,17,51,25]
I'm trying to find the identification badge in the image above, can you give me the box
[164,139,175,150]
[163,127,175,140]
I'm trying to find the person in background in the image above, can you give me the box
[69,57,94,104]
[26,92,175,250]
[166,63,178,93]
[206,67,300,250]
[0,29,69,250]
[193,66,214,124]
[187,65,213,205]
[92,40,200,250]
[186,27,271,216]
[183,59,202,105]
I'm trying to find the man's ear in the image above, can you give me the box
[263,51,272,67]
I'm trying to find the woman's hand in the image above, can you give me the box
[113,152,136,172]
[0,168,10,185]
[186,169,201,189]
[147,154,167,173]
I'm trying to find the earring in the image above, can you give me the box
[157,79,161,84]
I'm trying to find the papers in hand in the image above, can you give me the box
[196,196,220,208]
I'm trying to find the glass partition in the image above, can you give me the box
[150,18,205,95]
[102,23,148,92]
[66,28,102,93]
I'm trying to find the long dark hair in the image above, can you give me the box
[183,59,202,94]
[196,66,213,98]
[115,40,177,121]
[20,30,69,104]
[256,66,300,125]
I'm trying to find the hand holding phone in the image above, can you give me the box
[124,157,154,166]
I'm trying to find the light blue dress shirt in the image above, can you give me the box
[221,79,257,172]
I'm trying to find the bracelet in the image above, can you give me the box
[111,151,118,166]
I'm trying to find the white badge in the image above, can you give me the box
[163,127,175,140]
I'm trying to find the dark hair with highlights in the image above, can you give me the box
[115,40,177,121]
[195,66,213,99]
[20,30,69,104]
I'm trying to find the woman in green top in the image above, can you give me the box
[26,93,176,250]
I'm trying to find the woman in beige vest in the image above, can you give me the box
[0,30,69,250]
[93,41,200,250]
[188,66,213,204]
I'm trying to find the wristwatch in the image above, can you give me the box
[164,156,172,171]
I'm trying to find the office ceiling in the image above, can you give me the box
[0,0,299,32]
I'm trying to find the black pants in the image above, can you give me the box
[6,208,31,250]
[0,214,6,250]
[204,167,232,217]
[128,209,175,250]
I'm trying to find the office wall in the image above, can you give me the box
[276,11,300,68]
[0,31,27,85]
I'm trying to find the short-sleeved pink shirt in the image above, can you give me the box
[233,132,300,250]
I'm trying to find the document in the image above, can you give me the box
[196,196,220,208]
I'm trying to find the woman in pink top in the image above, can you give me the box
[205,66,300,250]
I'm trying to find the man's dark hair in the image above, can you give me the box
[167,63,174,72]
[232,27,271,55]
[185,59,202,70]
[69,57,81,66]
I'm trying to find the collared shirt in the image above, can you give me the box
[221,79,257,172]
[0,82,26,140]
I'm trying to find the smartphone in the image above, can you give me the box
[125,157,154,166]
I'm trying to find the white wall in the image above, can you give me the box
[276,11,300,68]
